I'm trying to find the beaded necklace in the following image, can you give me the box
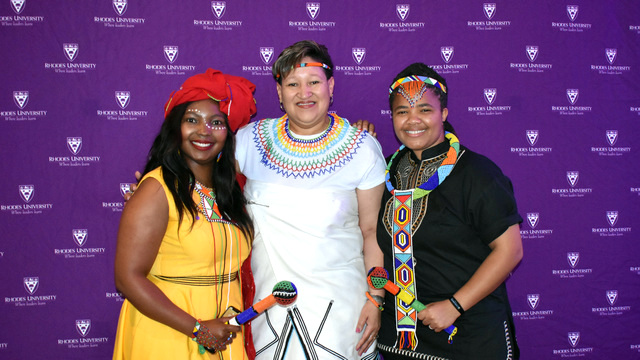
[386,131,461,351]
[194,181,223,222]
[193,181,245,327]
[385,131,460,200]
[254,113,365,178]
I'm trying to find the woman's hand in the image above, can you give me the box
[199,316,242,351]
[123,171,142,202]
[417,300,460,332]
[354,119,377,138]
[355,301,381,356]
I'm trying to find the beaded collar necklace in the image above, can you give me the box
[384,131,460,199]
[254,113,364,178]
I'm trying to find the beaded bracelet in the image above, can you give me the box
[190,319,221,354]
[449,296,465,315]
[366,291,385,311]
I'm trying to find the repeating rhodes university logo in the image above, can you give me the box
[13,90,27,108]
[512,293,553,320]
[380,4,425,32]
[288,2,335,31]
[11,0,26,14]
[58,319,109,349]
[4,276,57,306]
[468,88,511,116]
[552,5,592,32]
[591,47,631,75]
[241,47,275,76]
[467,3,511,30]
[113,0,127,16]
[3,91,47,120]
[396,4,409,21]
[211,1,225,18]
[193,1,242,31]
[551,171,592,198]
[352,48,366,65]
[306,2,320,20]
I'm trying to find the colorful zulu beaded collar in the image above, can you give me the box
[389,75,447,94]
[385,131,460,199]
[276,62,331,78]
[253,113,365,178]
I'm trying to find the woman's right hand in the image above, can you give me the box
[200,316,242,351]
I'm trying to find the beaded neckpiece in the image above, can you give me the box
[385,131,460,199]
[194,182,223,222]
[253,113,366,178]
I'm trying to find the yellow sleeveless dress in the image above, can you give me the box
[113,168,250,360]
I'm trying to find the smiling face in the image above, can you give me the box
[391,85,448,160]
[276,56,335,135]
[180,99,227,181]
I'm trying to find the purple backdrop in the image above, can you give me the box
[1,1,639,359]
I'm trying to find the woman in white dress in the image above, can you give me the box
[235,40,386,360]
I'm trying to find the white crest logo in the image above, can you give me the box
[76,320,91,337]
[13,91,29,109]
[306,2,320,20]
[605,48,617,64]
[352,48,366,65]
[527,294,539,310]
[606,130,618,146]
[526,46,538,62]
[73,229,88,247]
[120,183,132,197]
[483,3,496,20]
[567,252,580,268]
[11,0,26,14]
[19,185,34,203]
[115,91,130,109]
[260,47,274,65]
[527,213,539,229]
[164,46,178,64]
[566,89,579,105]
[606,290,618,306]
[63,43,79,62]
[211,1,226,19]
[67,137,82,155]
[606,211,618,227]
[24,277,39,294]
[484,88,497,105]
[526,130,539,146]
[568,332,580,347]
[396,4,410,21]
[113,0,127,16]
[441,46,454,63]
[566,171,579,187]
[566,5,578,22]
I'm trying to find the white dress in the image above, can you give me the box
[236,114,386,360]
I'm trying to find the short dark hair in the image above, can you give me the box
[272,40,334,84]
[388,62,448,111]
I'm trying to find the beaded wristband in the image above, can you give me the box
[190,319,221,354]
[366,291,384,311]
[449,296,465,315]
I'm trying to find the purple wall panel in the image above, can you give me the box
[1,1,639,358]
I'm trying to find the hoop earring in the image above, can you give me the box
[330,95,334,106]
[279,102,285,112]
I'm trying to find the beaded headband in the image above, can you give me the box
[275,62,331,78]
[388,75,447,95]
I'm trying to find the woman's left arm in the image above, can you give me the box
[355,183,385,355]
[418,224,523,331]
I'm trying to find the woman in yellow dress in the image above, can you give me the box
[113,69,257,360]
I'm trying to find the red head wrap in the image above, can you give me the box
[164,68,257,132]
